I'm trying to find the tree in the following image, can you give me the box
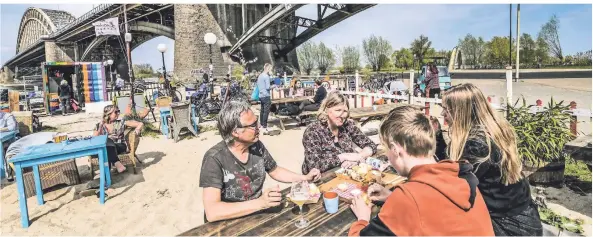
[519,33,537,66]
[297,42,317,75]
[133,64,155,79]
[485,36,514,67]
[362,35,393,71]
[316,42,335,74]
[457,34,486,67]
[392,48,414,69]
[535,35,550,65]
[410,35,432,65]
[340,46,361,73]
[538,15,563,61]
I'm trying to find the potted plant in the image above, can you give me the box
[508,97,575,185]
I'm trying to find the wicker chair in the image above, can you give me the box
[89,128,141,175]
[169,102,197,143]
[5,155,80,198]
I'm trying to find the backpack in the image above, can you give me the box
[251,85,260,101]
[278,104,300,116]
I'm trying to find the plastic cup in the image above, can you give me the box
[323,191,339,214]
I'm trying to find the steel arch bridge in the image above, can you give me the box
[3,4,376,78]
[229,4,375,61]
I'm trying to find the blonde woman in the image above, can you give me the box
[301,91,377,174]
[93,105,143,173]
[440,83,542,236]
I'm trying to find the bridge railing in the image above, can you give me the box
[49,4,116,39]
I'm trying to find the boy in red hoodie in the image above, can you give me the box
[349,106,494,236]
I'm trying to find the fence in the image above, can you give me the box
[268,69,592,135]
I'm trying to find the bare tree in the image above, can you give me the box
[316,42,335,74]
[362,35,392,71]
[538,15,563,61]
[297,42,317,75]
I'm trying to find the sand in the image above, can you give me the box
[0,78,591,235]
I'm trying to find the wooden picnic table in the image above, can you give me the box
[564,135,592,170]
[271,96,313,105]
[179,166,405,236]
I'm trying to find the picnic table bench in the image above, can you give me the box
[271,96,312,105]
[179,166,405,236]
[349,103,424,126]
[564,135,592,170]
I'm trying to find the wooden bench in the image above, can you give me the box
[273,111,318,130]
[349,103,424,126]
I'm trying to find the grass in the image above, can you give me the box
[539,207,584,234]
[564,157,592,193]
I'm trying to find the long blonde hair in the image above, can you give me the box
[317,91,349,122]
[443,83,522,185]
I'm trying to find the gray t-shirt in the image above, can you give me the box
[199,140,278,202]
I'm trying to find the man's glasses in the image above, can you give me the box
[237,119,259,129]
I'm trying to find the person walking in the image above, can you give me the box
[58,79,71,116]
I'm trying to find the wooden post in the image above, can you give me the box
[408,69,414,104]
[505,66,513,117]
[354,70,359,108]
[570,101,577,136]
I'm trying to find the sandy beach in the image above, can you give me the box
[0,78,591,235]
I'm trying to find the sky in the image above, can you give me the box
[1,4,591,70]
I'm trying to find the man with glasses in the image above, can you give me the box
[199,101,321,222]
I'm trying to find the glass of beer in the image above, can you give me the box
[53,133,68,143]
[290,181,311,228]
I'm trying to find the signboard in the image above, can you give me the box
[92,17,120,36]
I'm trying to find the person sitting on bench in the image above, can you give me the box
[299,79,326,112]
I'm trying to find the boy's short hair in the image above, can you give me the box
[379,105,436,158]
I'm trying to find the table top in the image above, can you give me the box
[9,135,107,163]
[271,96,312,104]
[349,103,423,119]
[1,131,16,142]
[179,167,403,236]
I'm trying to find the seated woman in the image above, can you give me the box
[302,91,378,174]
[299,79,326,112]
[93,105,143,173]
[288,77,304,97]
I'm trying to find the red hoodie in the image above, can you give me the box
[349,160,494,236]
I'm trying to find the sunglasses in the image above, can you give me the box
[237,119,259,129]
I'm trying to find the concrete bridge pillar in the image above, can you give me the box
[44,41,74,62]
[174,4,228,81]
[1,66,14,83]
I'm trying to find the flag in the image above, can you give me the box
[92,17,120,36]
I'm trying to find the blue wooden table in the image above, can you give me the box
[9,135,110,228]
[1,131,17,179]
[159,107,171,137]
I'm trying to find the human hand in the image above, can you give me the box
[259,185,282,209]
[350,194,372,222]
[341,160,358,169]
[309,98,314,103]
[338,153,363,162]
[367,183,391,202]
[306,168,321,182]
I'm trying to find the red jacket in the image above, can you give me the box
[349,160,494,236]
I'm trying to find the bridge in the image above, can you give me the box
[1,4,374,82]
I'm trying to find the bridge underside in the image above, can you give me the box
[230,4,375,63]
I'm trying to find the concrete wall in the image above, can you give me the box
[45,41,74,62]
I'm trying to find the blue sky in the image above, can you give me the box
[1,4,591,70]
